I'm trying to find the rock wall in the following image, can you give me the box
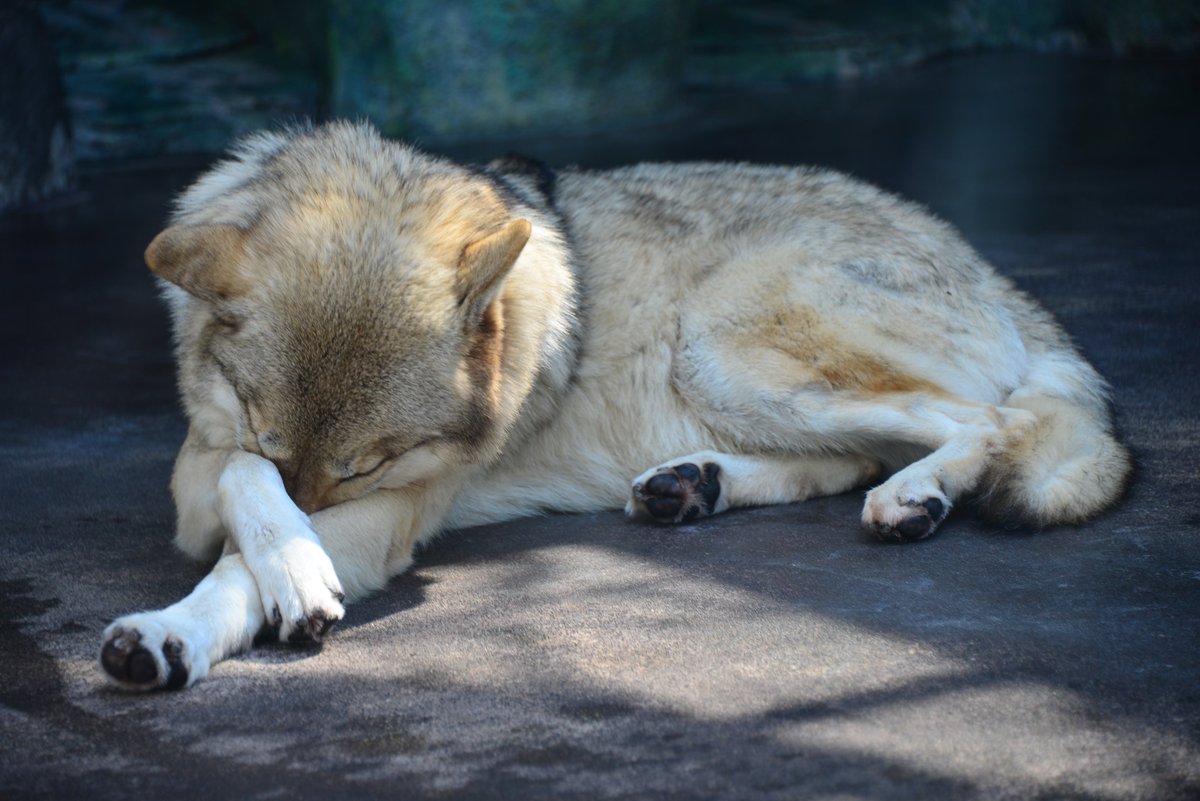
[1,5,72,212]
[329,0,691,138]
[4,0,1197,208]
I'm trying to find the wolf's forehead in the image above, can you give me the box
[249,176,504,272]
[261,281,460,357]
[264,193,421,260]
[249,320,457,417]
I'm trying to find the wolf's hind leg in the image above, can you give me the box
[677,340,1043,539]
[627,450,879,523]
[860,405,1038,541]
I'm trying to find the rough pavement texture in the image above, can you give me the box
[1,54,1198,800]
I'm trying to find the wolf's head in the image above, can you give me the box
[146,123,568,512]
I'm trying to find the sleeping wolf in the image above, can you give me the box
[101,122,1129,689]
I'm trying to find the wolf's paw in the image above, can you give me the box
[100,614,206,691]
[628,461,723,523]
[862,473,951,542]
[254,536,345,644]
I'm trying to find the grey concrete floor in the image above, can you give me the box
[1,53,1198,800]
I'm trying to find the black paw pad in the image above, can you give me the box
[100,630,189,690]
[116,644,157,684]
[895,514,936,542]
[873,498,948,543]
[637,462,722,523]
[922,498,946,522]
[288,611,339,645]
[643,472,685,519]
[162,639,189,690]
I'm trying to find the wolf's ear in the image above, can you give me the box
[145,224,249,303]
[457,219,531,324]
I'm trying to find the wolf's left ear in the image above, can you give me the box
[145,224,249,304]
[457,219,531,323]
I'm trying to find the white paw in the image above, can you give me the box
[250,534,346,643]
[100,612,208,691]
[216,451,345,642]
[862,468,951,542]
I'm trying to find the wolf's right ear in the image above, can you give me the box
[145,224,249,303]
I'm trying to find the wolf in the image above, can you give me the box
[100,121,1129,690]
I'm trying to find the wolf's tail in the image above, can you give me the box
[978,353,1132,527]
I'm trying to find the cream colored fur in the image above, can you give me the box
[100,122,1129,690]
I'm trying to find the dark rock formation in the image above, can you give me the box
[0,4,73,211]
[328,0,693,140]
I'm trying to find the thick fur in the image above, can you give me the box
[100,122,1129,690]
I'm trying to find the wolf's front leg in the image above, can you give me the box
[100,450,344,691]
[101,449,429,690]
[216,451,346,642]
[101,552,264,689]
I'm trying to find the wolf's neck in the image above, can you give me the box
[495,203,582,452]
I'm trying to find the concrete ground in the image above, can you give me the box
[1,53,1198,800]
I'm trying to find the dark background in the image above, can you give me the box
[4,0,1200,197]
[2,2,1199,800]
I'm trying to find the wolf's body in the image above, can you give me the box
[101,123,1129,690]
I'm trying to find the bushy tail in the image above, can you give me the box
[979,373,1132,527]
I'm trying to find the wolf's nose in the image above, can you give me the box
[292,488,320,514]
[290,480,334,515]
[276,468,316,512]
[278,469,299,498]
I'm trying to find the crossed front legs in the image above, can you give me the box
[100,450,405,690]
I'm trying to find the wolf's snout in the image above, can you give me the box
[278,467,299,501]
[290,484,327,515]
[277,467,326,514]
[284,473,338,514]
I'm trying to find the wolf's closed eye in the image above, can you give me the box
[341,453,389,482]
[373,440,446,490]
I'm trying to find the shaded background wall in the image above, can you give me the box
[3,0,1199,210]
